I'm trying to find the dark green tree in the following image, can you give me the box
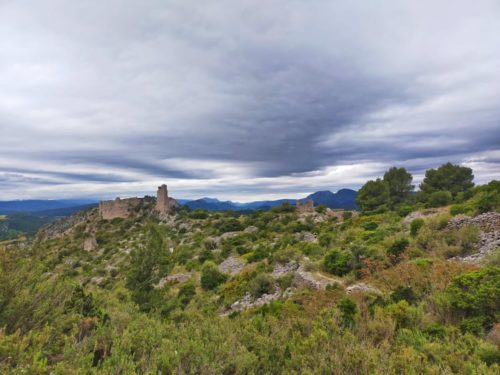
[355,178,390,213]
[338,297,357,327]
[420,163,474,199]
[126,224,171,310]
[383,167,414,207]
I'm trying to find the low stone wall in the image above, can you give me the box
[99,197,142,220]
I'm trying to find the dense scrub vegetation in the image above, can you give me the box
[0,164,499,374]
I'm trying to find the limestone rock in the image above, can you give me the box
[218,256,245,275]
[244,226,258,234]
[155,273,191,288]
[294,231,317,243]
[447,212,500,263]
[83,236,97,251]
[346,283,381,295]
[272,261,299,278]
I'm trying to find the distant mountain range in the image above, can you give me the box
[0,189,357,217]
[182,189,357,211]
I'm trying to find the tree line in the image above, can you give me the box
[356,162,476,214]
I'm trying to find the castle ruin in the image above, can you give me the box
[296,200,314,214]
[155,184,176,215]
[98,184,176,219]
[98,197,142,220]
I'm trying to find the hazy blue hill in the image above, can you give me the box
[0,199,97,214]
[301,189,357,209]
[182,190,357,211]
[185,198,238,211]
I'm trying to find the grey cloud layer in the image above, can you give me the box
[1,0,499,199]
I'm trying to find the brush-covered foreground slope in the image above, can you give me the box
[0,194,499,374]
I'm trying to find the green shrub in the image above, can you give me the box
[190,209,208,219]
[478,345,500,366]
[248,246,269,262]
[338,297,357,327]
[410,218,424,237]
[450,204,470,216]
[391,286,417,305]
[387,238,409,259]
[342,211,353,220]
[315,205,326,214]
[460,316,486,335]
[428,191,452,207]
[397,204,413,217]
[323,249,352,276]
[249,274,275,298]
[444,267,500,329]
[200,262,227,291]
[178,282,196,307]
[362,222,378,231]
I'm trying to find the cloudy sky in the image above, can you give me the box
[1,0,499,201]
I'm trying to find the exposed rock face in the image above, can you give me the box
[223,287,295,315]
[294,265,329,290]
[219,256,245,275]
[244,226,258,234]
[210,231,241,246]
[296,200,314,214]
[99,197,141,220]
[39,208,97,241]
[346,283,382,295]
[447,212,500,262]
[83,236,97,251]
[155,273,191,289]
[294,231,317,243]
[156,184,177,215]
[272,261,299,278]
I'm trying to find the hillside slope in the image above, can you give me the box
[0,187,498,373]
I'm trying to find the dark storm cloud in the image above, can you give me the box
[1,0,499,199]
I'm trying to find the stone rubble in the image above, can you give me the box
[447,212,500,262]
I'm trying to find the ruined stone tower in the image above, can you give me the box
[156,184,170,214]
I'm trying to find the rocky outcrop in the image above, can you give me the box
[219,256,245,275]
[155,273,191,288]
[346,283,382,295]
[38,208,97,241]
[294,231,317,243]
[83,235,97,251]
[447,212,500,263]
[272,261,299,278]
[244,226,258,234]
[223,287,295,315]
